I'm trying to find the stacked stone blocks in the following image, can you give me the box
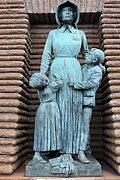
[0,0,31,174]
[99,0,120,174]
[0,0,120,176]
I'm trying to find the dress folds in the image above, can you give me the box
[39,26,89,154]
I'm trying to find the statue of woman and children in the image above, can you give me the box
[28,0,105,177]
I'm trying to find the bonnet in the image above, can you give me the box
[55,0,79,29]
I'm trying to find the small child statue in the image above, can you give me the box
[29,72,63,163]
[69,48,105,163]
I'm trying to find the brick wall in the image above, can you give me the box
[0,0,120,176]
[24,0,105,13]
[99,0,120,174]
[0,0,31,174]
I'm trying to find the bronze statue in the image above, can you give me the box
[39,0,89,162]
[26,1,105,177]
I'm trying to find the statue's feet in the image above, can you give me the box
[78,150,90,164]
[32,152,47,163]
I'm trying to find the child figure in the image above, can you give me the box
[29,72,63,163]
[69,48,105,163]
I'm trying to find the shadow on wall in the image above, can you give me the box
[28,12,101,25]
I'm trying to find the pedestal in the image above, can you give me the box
[26,155,101,177]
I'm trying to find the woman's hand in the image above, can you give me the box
[29,72,49,88]
[39,72,49,86]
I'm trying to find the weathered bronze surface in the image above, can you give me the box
[26,0,105,177]
[26,155,101,177]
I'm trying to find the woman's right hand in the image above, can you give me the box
[29,72,49,88]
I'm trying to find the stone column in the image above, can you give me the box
[0,0,31,174]
[99,0,120,174]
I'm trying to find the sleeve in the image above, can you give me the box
[74,70,102,90]
[49,79,63,92]
[40,31,53,74]
[81,31,89,61]
[49,74,63,92]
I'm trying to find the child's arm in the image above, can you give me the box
[73,71,102,90]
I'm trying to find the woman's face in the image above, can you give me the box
[61,7,74,23]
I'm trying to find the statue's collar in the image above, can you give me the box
[59,25,75,33]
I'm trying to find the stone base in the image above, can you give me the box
[26,155,101,177]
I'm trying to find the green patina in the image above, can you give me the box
[26,1,105,177]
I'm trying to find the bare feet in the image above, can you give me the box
[78,150,90,164]
[32,152,47,163]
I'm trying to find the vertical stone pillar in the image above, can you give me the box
[99,0,120,174]
[0,0,31,174]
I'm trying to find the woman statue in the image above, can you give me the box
[32,0,89,164]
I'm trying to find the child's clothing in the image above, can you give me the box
[74,64,103,151]
[30,73,63,152]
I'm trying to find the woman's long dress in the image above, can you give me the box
[40,26,89,154]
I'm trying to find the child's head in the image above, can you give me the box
[85,48,104,65]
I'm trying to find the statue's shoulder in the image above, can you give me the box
[77,30,85,35]
[48,29,59,38]
[49,29,58,34]
[75,30,86,39]
[82,65,102,75]
[78,30,84,33]
[92,65,102,74]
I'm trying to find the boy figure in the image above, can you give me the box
[69,48,105,163]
